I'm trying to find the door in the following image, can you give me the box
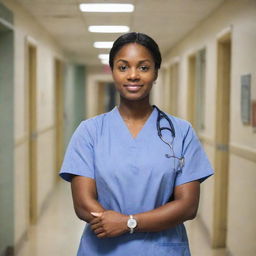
[54,59,64,178]
[97,81,106,115]
[187,54,196,126]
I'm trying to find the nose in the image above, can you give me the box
[127,67,140,81]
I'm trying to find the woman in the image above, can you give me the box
[60,32,214,256]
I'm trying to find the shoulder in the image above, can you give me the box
[76,110,113,140]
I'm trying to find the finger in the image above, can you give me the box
[97,232,107,238]
[91,212,103,217]
[90,217,101,225]
[94,227,105,235]
[90,222,102,231]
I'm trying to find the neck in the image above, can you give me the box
[118,96,153,120]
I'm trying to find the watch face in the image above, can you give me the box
[128,218,137,229]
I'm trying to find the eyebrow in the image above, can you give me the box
[115,59,152,64]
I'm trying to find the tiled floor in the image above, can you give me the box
[186,220,226,256]
[17,181,226,256]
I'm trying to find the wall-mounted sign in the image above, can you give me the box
[252,100,256,132]
[241,74,251,124]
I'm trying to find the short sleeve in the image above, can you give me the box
[175,124,214,187]
[59,121,95,182]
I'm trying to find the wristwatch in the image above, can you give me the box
[127,215,137,234]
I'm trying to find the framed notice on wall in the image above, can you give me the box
[252,101,256,132]
[241,74,251,124]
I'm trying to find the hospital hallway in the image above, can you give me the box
[0,0,256,255]
[16,181,226,256]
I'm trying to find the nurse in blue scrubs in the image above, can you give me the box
[60,32,214,256]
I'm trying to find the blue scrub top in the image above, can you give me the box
[60,106,214,256]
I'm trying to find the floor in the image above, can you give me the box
[17,181,227,256]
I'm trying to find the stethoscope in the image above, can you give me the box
[153,105,185,172]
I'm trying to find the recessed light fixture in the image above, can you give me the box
[98,54,110,65]
[101,59,109,65]
[98,54,109,60]
[80,3,134,13]
[94,42,114,49]
[89,25,130,33]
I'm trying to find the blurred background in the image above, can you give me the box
[0,0,255,255]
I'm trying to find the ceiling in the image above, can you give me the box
[15,0,225,66]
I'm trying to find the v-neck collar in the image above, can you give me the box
[113,106,156,141]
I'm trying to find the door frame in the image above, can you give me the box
[26,38,38,225]
[213,31,232,248]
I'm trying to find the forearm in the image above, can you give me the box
[89,181,199,238]
[134,198,197,232]
[70,176,105,223]
[74,198,105,223]
[89,198,198,238]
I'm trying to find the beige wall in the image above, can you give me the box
[152,0,256,255]
[1,0,67,250]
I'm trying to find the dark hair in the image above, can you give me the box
[109,32,162,70]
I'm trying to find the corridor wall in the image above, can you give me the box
[0,3,14,255]
[0,0,70,254]
[155,0,256,255]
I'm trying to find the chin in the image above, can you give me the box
[120,94,150,102]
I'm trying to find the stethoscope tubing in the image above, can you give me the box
[153,105,185,170]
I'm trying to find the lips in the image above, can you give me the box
[124,84,143,92]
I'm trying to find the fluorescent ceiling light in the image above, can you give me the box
[94,42,114,49]
[98,54,109,60]
[101,59,109,65]
[89,25,130,33]
[80,3,134,13]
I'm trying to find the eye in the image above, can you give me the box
[139,65,150,72]
[118,65,128,72]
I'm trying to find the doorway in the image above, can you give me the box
[169,63,179,116]
[105,82,116,112]
[27,42,38,224]
[187,54,196,126]
[213,33,231,248]
[195,49,206,132]
[96,82,116,115]
[97,81,106,115]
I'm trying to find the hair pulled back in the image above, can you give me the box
[109,32,162,70]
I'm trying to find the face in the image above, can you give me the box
[112,43,158,102]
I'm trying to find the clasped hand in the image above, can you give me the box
[90,210,128,238]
